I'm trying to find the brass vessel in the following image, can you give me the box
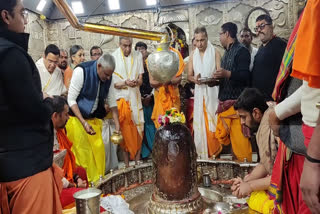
[110,131,124,145]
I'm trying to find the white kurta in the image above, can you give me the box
[112,48,144,136]
[193,42,219,159]
[275,81,320,127]
[36,58,66,96]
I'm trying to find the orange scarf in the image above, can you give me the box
[56,129,76,182]
[291,0,320,88]
[63,66,73,90]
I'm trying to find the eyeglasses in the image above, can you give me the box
[46,59,58,65]
[254,23,271,32]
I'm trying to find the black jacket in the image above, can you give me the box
[251,37,287,100]
[219,41,251,101]
[0,29,53,182]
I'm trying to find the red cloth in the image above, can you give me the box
[74,167,88,187]
[60,187,84,208]
[272,124,313,214]
[269,141,285,204]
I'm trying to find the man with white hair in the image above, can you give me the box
[188,26,221,159]
[67,53,120,182]
[112,36,144,167]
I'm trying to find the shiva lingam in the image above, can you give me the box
[148,123,203,213]
[96,121,256,214]
[94,109,256,213]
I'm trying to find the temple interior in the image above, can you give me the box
[24,0,304,61]
[2,0,320,214]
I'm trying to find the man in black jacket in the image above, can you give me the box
[251,14,287,99]
[0,0,62,213]
[213,22,252,162]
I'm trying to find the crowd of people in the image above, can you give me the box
[1,0,320,213]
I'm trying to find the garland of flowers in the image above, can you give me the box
[158,108,186,126]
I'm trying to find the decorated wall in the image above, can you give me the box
[26,0,306,62]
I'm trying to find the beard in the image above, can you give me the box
[242,41,250,48]
[249,120,260,134]
[58,62,67,70]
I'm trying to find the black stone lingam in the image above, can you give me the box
[148,123,203,213]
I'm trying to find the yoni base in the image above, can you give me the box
[147,191,203,214]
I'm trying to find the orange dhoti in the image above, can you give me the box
[0,165,63,214]
[193,98,221,159]
[204,103,222,157]
[117,98,142,160]
[215,105,252,161]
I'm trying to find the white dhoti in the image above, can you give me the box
[193,42,220,159]
[102,118,119,172]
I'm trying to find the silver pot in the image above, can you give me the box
[73,188,102,214]
[147,42,179,83]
